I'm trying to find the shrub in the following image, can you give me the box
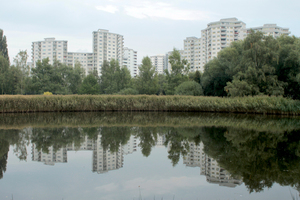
[175,81,203,96]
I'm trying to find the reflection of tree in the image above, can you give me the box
[31,127,85,153]
[200,127,300,193]
[100,127,131,153]
[0,139,9,179]
[164,127,201,166]
[134,127,158,157]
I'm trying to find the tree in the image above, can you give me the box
[13,50,30,94]
[79,74,100,94]
[225,31,285,97]
[0,29,9,63]
[100,59,131,94]
[275,35,300,99]
[164,49,189,95]
[135,56,159,94]
[67,61,85,94]
[175,81,203,96]
[0,55,10,94]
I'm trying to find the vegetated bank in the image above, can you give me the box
[0,95,300,115]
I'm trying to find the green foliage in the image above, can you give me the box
[175,81,203,96]
[0,29,9,63]
[135,57,159,94]
[118,88,138,95]
[100,59,131,94]
[275,35,300,99]
[0,55,12,94]
[79,74,100,94]
[30,59,85,94]
[13,50,30,94]
[164,49,189,95]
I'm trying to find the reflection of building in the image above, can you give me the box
[92,135,124,174]
[183,142,242,188]
[156,134,166,147]
[31,133,137,174]
[32,144,67,166]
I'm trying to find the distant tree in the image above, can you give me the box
[79,74,100,94]
[13,50,30,94]
[67,61,85,94]
[0,29,9,63]
[100,59,131,94]
[175,81,203,96]
[164,48,189,95]
[0,55,10,94]
[135,56,159,94]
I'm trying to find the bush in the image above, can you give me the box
[43,92,53,95]
[118,88,139,95]
[175,81,203,96]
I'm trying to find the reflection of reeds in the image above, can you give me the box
[0,95,299,115]
[0,112,299,133]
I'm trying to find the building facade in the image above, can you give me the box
[247,24,290,38]
[92,29,124,75]
[123,47,138,77]
[31,38,68,68]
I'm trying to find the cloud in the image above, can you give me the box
[95,183,119,192]
[122,176,208,195]
[123,1,209,20]
[95,5,119,13]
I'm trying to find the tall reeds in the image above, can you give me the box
[0,95,299,115]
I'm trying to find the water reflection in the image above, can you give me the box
[0,112,300,197]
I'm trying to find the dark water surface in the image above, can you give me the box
[0,112,300,200]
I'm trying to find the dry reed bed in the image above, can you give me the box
[0,95,300,115]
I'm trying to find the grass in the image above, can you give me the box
[0,95,300,115]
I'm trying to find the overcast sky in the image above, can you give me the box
[1,0,299,64]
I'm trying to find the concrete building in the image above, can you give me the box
[123,47,138,77]
[247,24,290,38]
[183,18,290,72]
[31,38,68,68]
[200,18,247,70]
[93,29,124,75]
[67,52,94,75]
[150,54,166,74]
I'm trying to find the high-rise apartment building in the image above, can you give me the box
[31,38,68,68]
[247,24,290,38]
[183,18,290,72]
[150,54,166,74]
[67,52,94,75]
[123,47,138,77]
[93,29,124,75]
[183,18,247,72]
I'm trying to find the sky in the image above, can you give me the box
[1,0,300,64]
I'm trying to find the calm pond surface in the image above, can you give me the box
[0,112,300,200]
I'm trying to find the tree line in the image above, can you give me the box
[1,29,299,98]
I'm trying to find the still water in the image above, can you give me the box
[0,112,299,200]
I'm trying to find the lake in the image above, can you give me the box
[0,112,299,200]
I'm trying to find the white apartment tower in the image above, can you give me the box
[67,52,94,75]
[183,18,247,72]
[201,18,246,69]
[123,47,138,77]
[247,24,290,38]
[182,37,202,72]
[93,29,124,75]
[150,54,166,74]
[31,38,68,68]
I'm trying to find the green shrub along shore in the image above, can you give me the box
[0,95,300,115]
